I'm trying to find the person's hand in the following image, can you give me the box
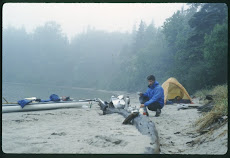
[140,104,145,108]
[138,92,143,96]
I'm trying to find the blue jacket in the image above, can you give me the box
[143,81,164,107]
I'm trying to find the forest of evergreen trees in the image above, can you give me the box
[3,3,228,94]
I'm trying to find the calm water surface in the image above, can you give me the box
[2,82,116,103]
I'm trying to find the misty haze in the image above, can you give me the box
[2,3,228,155]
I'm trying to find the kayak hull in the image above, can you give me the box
[2,101,77,106]
[2,102,88,113]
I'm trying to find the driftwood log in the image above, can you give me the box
[197,101,214,113]
[97,98,160,154]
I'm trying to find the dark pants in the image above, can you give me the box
[139,95,162,111]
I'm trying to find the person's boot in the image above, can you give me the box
[155,109,161,117]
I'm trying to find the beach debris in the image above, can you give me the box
[122,112,139,125]
[31,141,47,144]
[198,116,228,134]
[186,137,206,147]
[12,118,38,122]
[97,98,109,115]
[169,141,175,146]
[177,104,189,110]
[23,113,40,116]
[197,101,214,113]
[12,119,24,123]
[51,132,66,136]
[174,132,181,134]
[205,95,216,101]
[185,140,196,147]
[199,130,209,135]
[45,113,54,115]
[176,104,201,110]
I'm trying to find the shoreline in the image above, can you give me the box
[3,81,130,95]
[2,87,227,154]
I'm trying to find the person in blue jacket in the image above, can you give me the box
[139,75,164,117]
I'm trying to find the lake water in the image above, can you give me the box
[2,82,117,103]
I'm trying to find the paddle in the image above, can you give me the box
[2,97,17,105]
[79,99,98,108]
[78,98,98,102]
[3,97,9,103]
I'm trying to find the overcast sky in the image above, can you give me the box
[3,3,189,41]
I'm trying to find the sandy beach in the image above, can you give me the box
[127,93,228,154]
[2,92,228,154]
[2,103,152,154]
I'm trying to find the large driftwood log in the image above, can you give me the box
[97,98,160,154]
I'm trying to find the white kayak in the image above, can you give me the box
[2,102,89,113]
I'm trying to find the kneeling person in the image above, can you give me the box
[139,75,164,117]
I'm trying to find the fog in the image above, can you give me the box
[3,3,188,41]
[3,3,227,93]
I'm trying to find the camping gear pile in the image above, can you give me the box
[2,94,139,114]
[2,94,89,113]
[16,94,74,108]
[109,95,143,114]
[97,95,149,124]
[110,95,126,109]
[96,96,160,154]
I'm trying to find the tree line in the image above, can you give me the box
[111,3,228,93]
[3,3,227,94]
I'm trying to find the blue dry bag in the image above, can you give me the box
[18,99,32,108]
[50,94,60,101]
